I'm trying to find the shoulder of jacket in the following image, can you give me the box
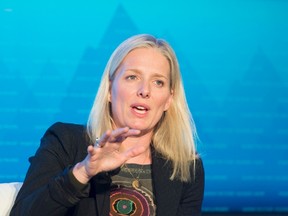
[44,122,89,146]
[50,122,85,131]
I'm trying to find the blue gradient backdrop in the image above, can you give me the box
[0,0,287,213]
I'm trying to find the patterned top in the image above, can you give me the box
[110,164,156,216]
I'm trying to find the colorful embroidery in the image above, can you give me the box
[110,164,156,216]
[110,187,150,215]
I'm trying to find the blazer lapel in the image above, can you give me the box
[152,151,183,216]
[91,173,111,216]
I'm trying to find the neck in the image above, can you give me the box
[127,148,151,164]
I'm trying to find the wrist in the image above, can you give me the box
[72,162,91,184]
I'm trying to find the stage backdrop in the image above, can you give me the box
[0,0,287,213]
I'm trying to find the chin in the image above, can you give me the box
[130,125,144,130]
[127,123,145,130]
[132,124,154,134]
[126,120,154,131]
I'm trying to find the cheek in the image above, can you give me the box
[157,93,172,109]
[111,83,129,105]
[164,95,172,110]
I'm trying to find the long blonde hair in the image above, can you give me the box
[87,34,198,182]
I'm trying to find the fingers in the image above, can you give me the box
[84,133,147,177]
[122,128,141,138]
[94,137,103,148]
[87,145,94,153]
[95,127,141,148]
[104,127,140,142]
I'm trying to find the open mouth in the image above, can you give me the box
[132,105,149,114]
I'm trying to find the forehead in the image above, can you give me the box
[125,47,165,59]
[121,47,170,70]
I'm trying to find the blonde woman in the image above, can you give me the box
[11,34,204,216]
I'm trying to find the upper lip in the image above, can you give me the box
[130,103,150,111]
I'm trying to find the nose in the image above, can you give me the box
[137,82,150,98]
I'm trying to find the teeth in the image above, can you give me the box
[136,106,145,110]
[133,106,147,114]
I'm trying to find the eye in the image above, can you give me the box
[154,80,164,87]
[126,75,137,80]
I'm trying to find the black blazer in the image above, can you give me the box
[10,122,204,216]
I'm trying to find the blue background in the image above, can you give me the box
[0,0,287,213]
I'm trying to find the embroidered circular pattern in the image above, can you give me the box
[110,187,150,216]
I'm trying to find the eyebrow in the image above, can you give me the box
[125,69,169,80]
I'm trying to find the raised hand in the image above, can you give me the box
[72,127,145,184]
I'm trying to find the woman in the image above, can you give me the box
[10,34,204,216]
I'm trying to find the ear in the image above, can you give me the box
[164,90,173,111]
[108,80,112,102]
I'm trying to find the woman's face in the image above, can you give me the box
[109,47,173,134]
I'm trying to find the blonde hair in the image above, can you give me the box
[87,34,198,182]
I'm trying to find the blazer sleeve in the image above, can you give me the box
[177,157,205,216]
[10,122,90,216]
